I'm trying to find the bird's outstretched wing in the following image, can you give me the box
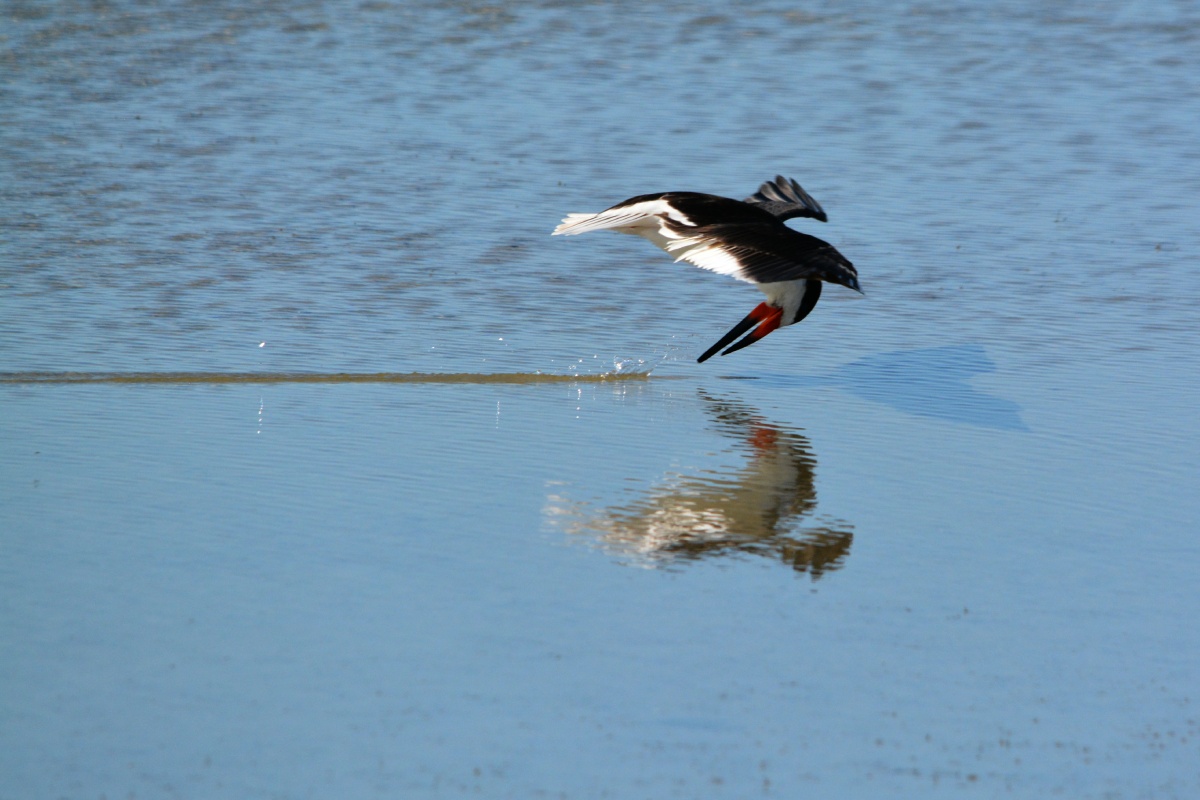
[662,220,860,291]
[744,176,828,223]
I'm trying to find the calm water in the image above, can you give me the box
[2,1,1199,798]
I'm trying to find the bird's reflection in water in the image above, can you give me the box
[546,392,852,578]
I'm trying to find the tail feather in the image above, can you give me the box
[552,209,662,236]
[552,213,606,235]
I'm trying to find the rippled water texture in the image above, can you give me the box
[2,1,1198,798]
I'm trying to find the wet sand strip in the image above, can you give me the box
[0,371,667,385]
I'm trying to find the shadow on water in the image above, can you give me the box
[546,391,853,578]
[726,344,1027,431]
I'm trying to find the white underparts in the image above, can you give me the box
[755,281,808,326]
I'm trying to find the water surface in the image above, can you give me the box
[3,1,1198,797]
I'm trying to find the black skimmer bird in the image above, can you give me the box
[552,176,861,362]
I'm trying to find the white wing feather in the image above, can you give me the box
[552,198,694,251]
[662,234,747,279]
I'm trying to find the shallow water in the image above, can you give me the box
[3,1,1199,798]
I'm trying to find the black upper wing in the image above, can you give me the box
[664,219,860,291]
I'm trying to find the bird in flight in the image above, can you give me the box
[552,176,860,362]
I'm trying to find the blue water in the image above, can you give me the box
[3,1,1199,798]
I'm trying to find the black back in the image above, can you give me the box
[609,192,781,227]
